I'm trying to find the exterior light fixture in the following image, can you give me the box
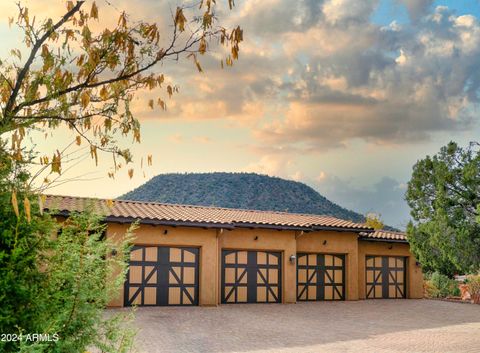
[388,244,393,250]
[163,229,168,235]
[254,236,259,240]
[323,240,327,245]
[111,249,118,256]
[289,255,296,264]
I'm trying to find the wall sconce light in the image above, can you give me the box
[323,240,327,245]
[254,236,259,241]
[388,244,393,250]
[111,249,118,256]
[289,255,296,264]
[163,229,168,235]
[415,261,421,267]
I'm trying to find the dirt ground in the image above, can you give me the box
[111,299,480,353]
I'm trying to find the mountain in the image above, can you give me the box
[119,172,366,223]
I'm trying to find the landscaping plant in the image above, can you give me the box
[466,274,480,304]
[0,148,137,352]
[423,272,460,298]
[406,141,480,276]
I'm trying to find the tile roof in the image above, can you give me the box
[360,230,407,242]
[44,195,373,232]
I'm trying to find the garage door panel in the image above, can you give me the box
[297,253,345,301]
[125,246,199,306]
[221,250,281,304]
[366,255,406,299]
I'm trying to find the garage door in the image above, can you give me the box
[297,253,345,301]
[366,256,406,299]
[124,246,199,306]
[221,250,281,303]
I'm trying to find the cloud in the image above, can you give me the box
[399,0,434,22]
[251,4,480,152]
[314,175,411,229]
[244,154,296,176]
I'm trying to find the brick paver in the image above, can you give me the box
[111,300,480,353]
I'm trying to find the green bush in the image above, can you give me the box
[0,146,137,352]
[424,272,460,298]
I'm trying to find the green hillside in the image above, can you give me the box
[119,172,365,223]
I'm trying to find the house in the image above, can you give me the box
[45,195,423,306]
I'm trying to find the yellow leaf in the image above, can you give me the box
[11,191,19,218]
[90,145,98,166]
[167,85,173,98]
[175,7,186,32]
[147,155,153,166]
[148,99,154,109]
[157,98,166,110]
[66,1,74,11]
[24,197,31,223]
[99,86,108,100]
[105,199,114,208]
[51,151,62,174]
[90,1,99,20]
[128,169,134,179]
[76,136,81,146]
[199,38,207,54]
[38,194,45,215]
[80,91,90,109]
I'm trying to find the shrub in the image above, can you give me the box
[0,148,137,352]
[424,272,460,298]
[466,274,480,304]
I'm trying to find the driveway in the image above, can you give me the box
[113,300,480,353]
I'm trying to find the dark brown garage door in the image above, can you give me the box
[366,256,406,299]
[221,250,281,303]
[124,246,199,306]
[297,253,346,301]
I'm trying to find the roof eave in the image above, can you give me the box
[359,237,408,244]
[312,225,374,233]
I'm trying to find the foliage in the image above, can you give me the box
[424,272,460,298]
[0,0,242,187]
[365,213,384,230]
[0,145,137,352]
[0,144,55,350]
[406,141,480,276]
[20,211,137,353]
[119,172,368,223]
[466,274,480,297]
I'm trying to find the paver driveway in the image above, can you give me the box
[113,300,480,353]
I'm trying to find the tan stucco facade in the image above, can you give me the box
[106,223,423,307]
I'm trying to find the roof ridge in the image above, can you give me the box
[47,194,350,220]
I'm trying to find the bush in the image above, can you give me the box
[466,274,480,304]
[424,272,460,298]
[0,147,137,352]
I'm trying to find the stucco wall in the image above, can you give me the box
[296,231,359,300]
[358,240,423,299]
[106,222,423,307]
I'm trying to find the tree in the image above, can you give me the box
[1,0,242,187]
[406,141,480,276]
[0,1,242,351]
[365,212,384,230]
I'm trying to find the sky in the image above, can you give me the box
[1,0,480,229]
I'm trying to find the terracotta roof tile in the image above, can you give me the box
[44,195,373,232]
[360,230,407,242]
